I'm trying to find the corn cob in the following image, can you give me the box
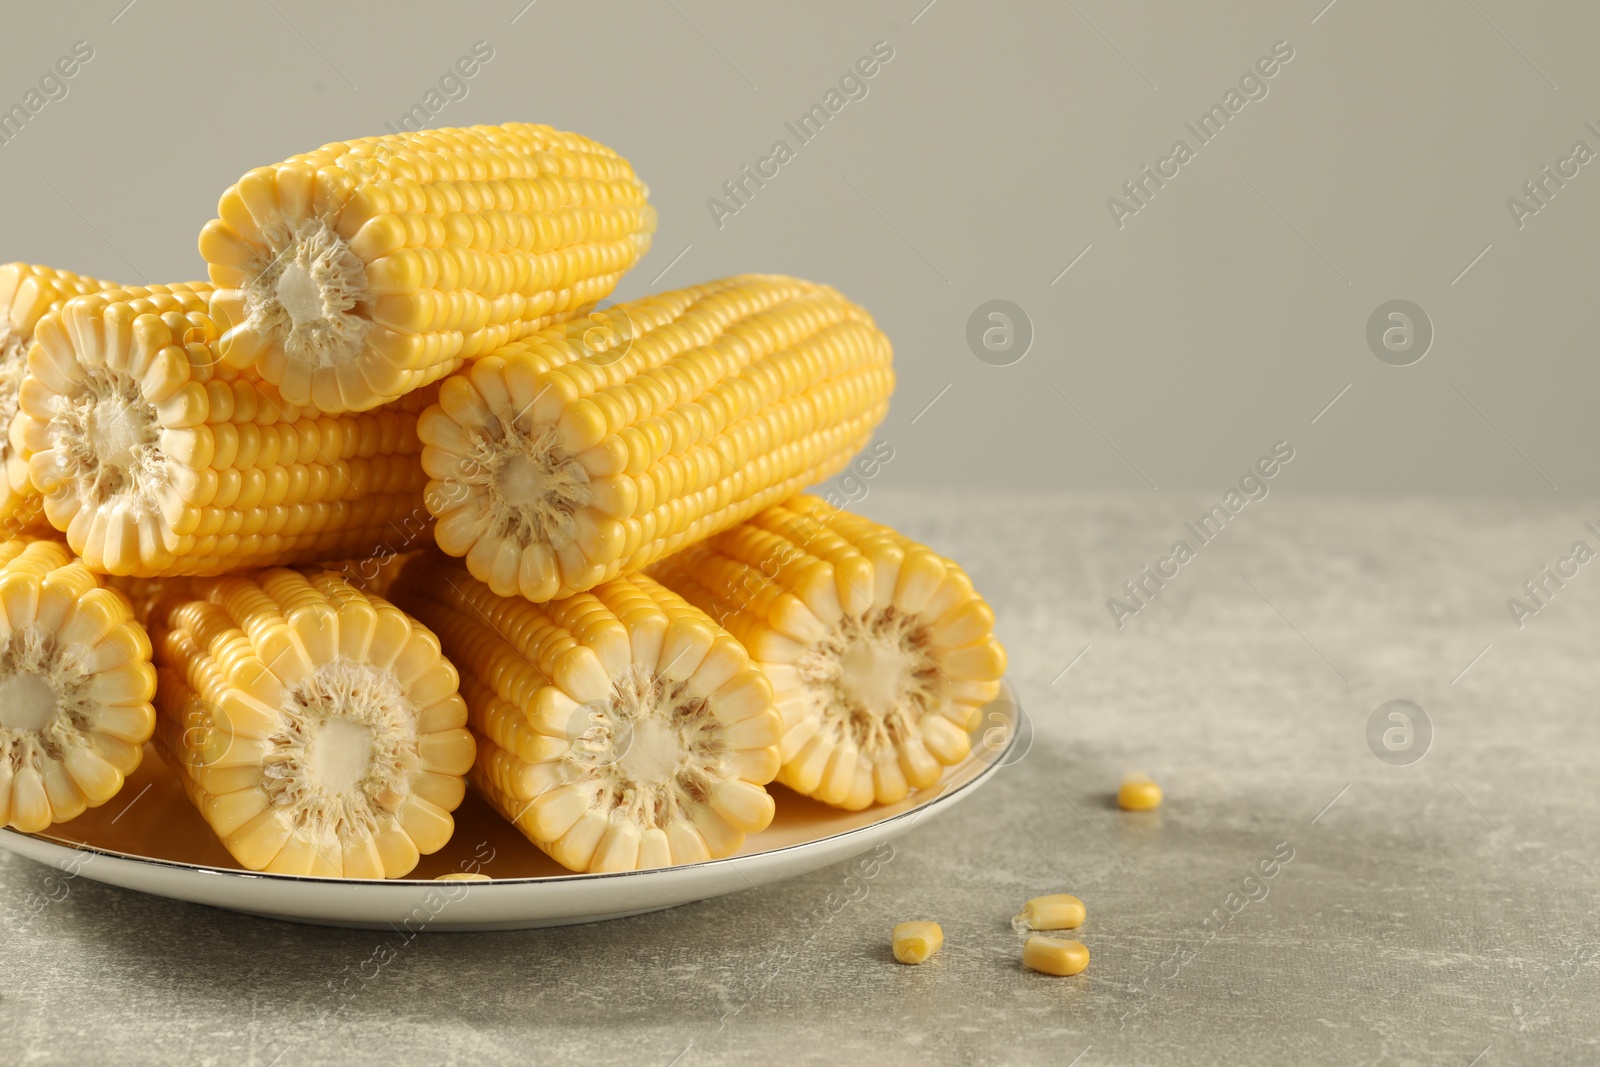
[150,569,475,877]
[388,556,783,873]
[418,274,895,603]
[650,496,1006,810]
[16,283,433,576]
[0,265,119,534]
[0,537,156,832]
[198,122,657,414]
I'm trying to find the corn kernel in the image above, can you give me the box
[1012,893,1085,933]
[892,921,944,965]
[1023,935,1089,976]
[1118,772,1162,811]
[435,872,491,882]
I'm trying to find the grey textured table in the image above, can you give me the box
[4,493,1597,1066]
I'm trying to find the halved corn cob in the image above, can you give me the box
[0,265,119,534]
[650,496,1006,810]
[16,283,432,576]
[199,122,657,414]
[419,274,895,603]
[388,556,783,873]
[0,537,156,832]
[150,569,474,877]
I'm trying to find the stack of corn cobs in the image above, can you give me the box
[0,123,1006,877]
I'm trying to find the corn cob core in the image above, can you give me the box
[150,569,475,877]
[17,284,432,576]
[650,496,1007,811]
[0,538,157,832]
[199,122,657,414]
[418,274,895,603]
[0,265,119,534]
[388,557,783,873]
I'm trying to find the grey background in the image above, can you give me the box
[1,0,1594,496]
[4,3,1600,1066]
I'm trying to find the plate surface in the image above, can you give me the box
[0,683,1022,930]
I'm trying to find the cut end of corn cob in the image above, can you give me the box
[151,569,474,878]
[199,122,656,413]
[18,284,432,576]
[388,558,782,874]
[0,264,118,536]
[418,274,894,602]
[651,496,1007,811]
[0,538,156,832]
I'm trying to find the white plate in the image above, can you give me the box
[0,684,1024,930]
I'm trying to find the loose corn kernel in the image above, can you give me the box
[650,496,1005,812]
[435,872,491,882]
[421,276,895,602]
[386,556,782,874]
[1118,773,1162,811]
[200,123,656,413]
[1023,936,1089,976]
[1012,893,1085,933]
[892,921,944,965]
